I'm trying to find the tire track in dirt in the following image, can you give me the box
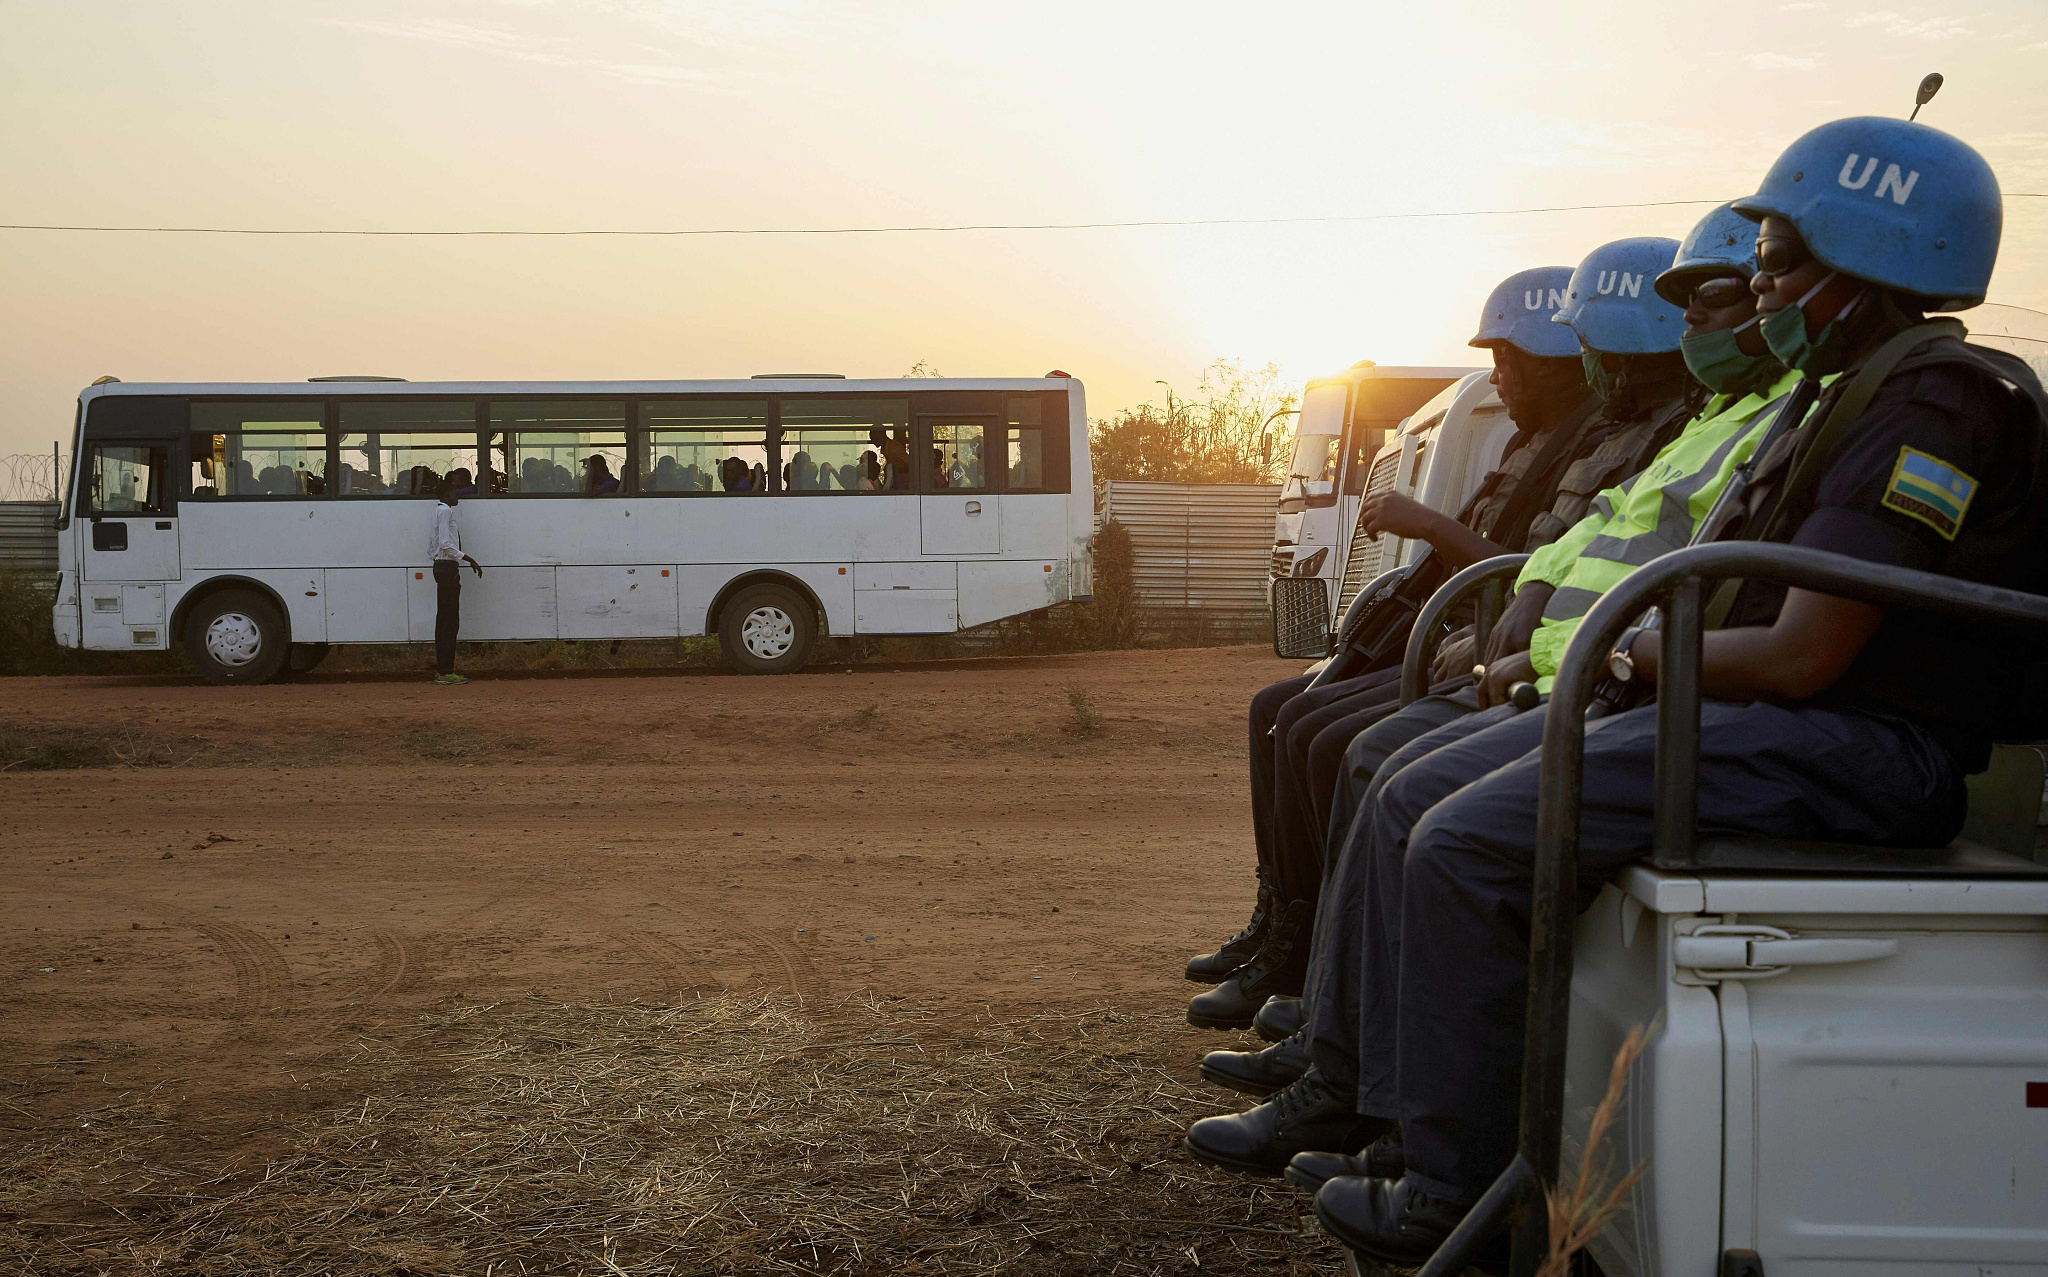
[138,907,294,1043]
[734,924,829,1011]
[613,930,692,1004]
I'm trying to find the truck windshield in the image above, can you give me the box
[1280,383,1349,505]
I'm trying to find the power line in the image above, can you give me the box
[3,193,2038,238]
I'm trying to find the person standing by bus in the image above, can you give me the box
[429,480,483,685]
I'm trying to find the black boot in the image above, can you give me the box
[1314,1174,1476,1269]
[1186,899,1311,1030]
[1198,1028,1309,1098]
[1284,1125,1404,1191]
[1183,874,1274,984]
[1252,994,1304,1043]
[1182,1067,1385,1177]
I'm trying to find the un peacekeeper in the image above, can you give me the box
[1187,245,1698,1059]
[1309,117,2048,1268]
[1183,227,1758,1172]
[1215,207,1799,1169]
[1183,266,1599,1017]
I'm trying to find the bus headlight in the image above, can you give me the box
[1293,547,1328,577]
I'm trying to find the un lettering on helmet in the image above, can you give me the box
[1597,271,1645,299]
[1837,154,1922,206]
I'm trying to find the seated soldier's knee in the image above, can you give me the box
[1372,766,1441,842]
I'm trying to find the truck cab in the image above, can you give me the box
[1272,368,1508,658]
[1269,364,1471,637]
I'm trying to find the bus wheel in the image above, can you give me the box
[718,583,816,675]
[184,589,290,686]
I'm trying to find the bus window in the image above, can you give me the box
[337,401,481,497]
[189,403,326,498]
[927,421,988,491]
[777,398,909,494]
[92,444,167,514]
[489,401,627,496]
[642,400,769,494]
[1003,396,1044,490]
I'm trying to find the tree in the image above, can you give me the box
[1088,359,1298,499]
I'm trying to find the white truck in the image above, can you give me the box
[1272,368,1506,659]
[1269,363,1471,655]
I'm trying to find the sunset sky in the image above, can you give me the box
[3,1,2046,458]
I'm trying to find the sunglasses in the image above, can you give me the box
[1754,235,1813,278]
[1689,276,1752,309]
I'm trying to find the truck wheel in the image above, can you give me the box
[718,583,816,674]
[183,589,290,685]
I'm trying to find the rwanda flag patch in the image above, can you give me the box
[1882,446,1977,540]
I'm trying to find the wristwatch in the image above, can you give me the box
[1608,626,1647,684]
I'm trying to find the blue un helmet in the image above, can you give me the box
[1732,116,2001,311]
[1552,237,1686,353]
[1654,203,1757,306]
[1470,266,1580,358]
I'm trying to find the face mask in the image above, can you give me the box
[1581,350,1617,402]
[1759,271,1858,373]
[1680,316,1772,394]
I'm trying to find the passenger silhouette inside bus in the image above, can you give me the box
[721,457,756,492]
[869,429,912,490]
[585,455,620,495]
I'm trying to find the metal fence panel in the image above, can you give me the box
[0,502,59,576]
[1100,481,1279,623]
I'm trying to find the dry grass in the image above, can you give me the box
[0,995,1341,1276]
[1539,1024,1649,1277]
[0,720,187,771]
[397,726,538,761]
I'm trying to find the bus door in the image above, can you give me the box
[80,439,180,583]
[918,415,998,554]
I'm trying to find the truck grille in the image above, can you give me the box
[1336,449,1404,614]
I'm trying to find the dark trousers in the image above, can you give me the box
[1303,680,1481,1094]
[432,559,461,675]
[1346,698,1965,1202]
[1267,668,1404,902]
[1249,670,1392,894]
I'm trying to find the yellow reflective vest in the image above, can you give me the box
[1516,369,1806,690]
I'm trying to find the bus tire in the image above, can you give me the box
[718,583,816,675]
[183,588,290,686]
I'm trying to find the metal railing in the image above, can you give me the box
[1396,553,1528,705]
[1396,541,2048,1277]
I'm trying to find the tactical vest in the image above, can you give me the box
[1522,393,1694,549]
[1463,395,1604,549]
[1719,334,2048,628]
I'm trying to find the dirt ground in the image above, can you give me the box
[0,645,1354,1275]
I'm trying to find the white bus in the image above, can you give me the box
[51,375,1093,682]
[1267,362,1471,645]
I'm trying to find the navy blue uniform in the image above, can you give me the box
[1340,359,2048,1201]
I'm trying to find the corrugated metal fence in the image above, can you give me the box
[0,502,59,577]
[1100,481,1278,636]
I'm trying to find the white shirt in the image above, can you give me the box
[429,502,463,562]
